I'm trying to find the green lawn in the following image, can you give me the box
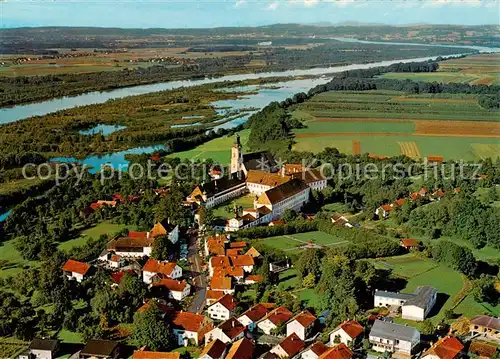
[57,221,130,251]
[57,329,84,344]
[212,194,256,220]
[0,239,38,278]
[169,129,250,165]
[278,268,300,291]
[256,231,348,252]
[371,254,438,278]
[372,253,498,323]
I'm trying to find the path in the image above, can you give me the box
[187,230,207,314]
[282,235,349,251]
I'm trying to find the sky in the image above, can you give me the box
[1,0,499,28]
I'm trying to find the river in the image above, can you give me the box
[2,40,498,173]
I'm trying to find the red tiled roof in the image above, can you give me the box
[171,311,207,333]
[210,274,232,291]
[133,351,179,359]
[207,290,225,302]
[229,241,247,249]
[427,156,444,163]
[218,318,245,339]
[423,336,463,359]
[469,341,497,359]
[401,239,419,248]
[213,294,239,311]
[380,204,393,211]
[211,256,231,268]
[319,344,353,359]
[410,192,420,200]
[226,248,243,256]
[394,199,406,207]
[143,259,177,276]
[291,311,317,328]
[152,278,188,292]
[335,320,364,340]
[62,259,91,276]
[200,339,227,359]
[129,231,149,238]
[226,338,254,359]
[245,275,263,283]
[240,304,270,322]
[278,333,305,357]
[90,202,101,210]
[265,306,293,326]
[245,247,262,258]
[110,255,121,262]
[110,270,134,284]
[229,255,254,267]
[308,342,329,356]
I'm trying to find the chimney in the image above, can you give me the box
[281,166,286,177]
[147,232,150,239]
[232,321,235,327]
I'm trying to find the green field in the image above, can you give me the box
[257,231,348,252]
[169,129,250,165]
[291,89,499,161]
[57,221,130,251]
[372,254,499,323]
[380,54,500,86]
[0,239,38,278]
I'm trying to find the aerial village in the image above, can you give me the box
[16,136,499,359]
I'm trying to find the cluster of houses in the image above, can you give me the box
[205,234,264,295]
[375,187,459,219]
[186,135,327,231]
[19,313,500,359]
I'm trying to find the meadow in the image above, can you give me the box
[57,221,130,251]
[291,90,500,161]
[256,231,348,253]
[380,53,500,86]
[371,254,500,324]
[170,129,251,165]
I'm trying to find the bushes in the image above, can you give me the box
[430,240,477,277]
[234,219,319,239]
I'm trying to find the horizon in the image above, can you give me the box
[1,0,499,28]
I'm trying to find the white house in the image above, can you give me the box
[150,220,180,244]
[270,333,305,359]
[171,311,213,347]
[402,286,437,321]
[199,339,227,359]
[207,294,239,321]
[286,311,317,341]
[151,278,191,301]
[21,339,59,359]
[61,259,91,282]
[374,286,437,321]
[205,318,245,344]
[255,179,311,221]
[238,304,272,332]
[300,341,329,359]
[369,320,420,355]
[143,259,182,284]
[257,306,292,335]
[187,175,247,209]
[328,320,364,347]
[245,170,290,195]
[287,167,328,192]
[107,235,154,258]
[109,255,124,269]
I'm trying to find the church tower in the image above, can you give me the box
[230,134,243,176]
